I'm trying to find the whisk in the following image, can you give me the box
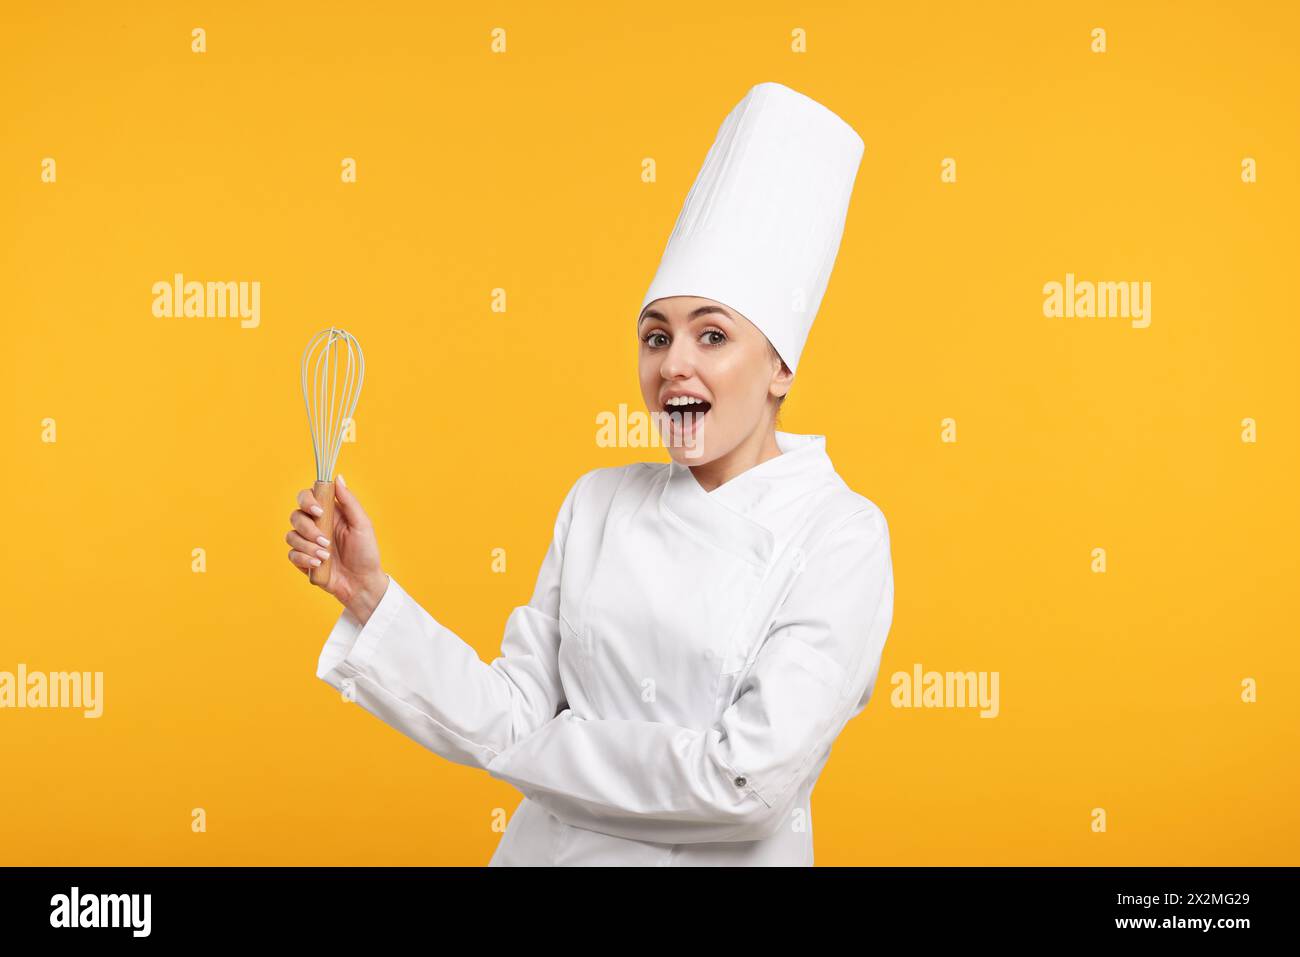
[301,327,365,586]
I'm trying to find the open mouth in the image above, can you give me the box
[662,399,712,433]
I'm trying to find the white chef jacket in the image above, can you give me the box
[316,430,894,866]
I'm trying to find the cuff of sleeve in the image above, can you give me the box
[314,574,401,681]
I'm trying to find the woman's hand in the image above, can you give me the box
[287,475,389,624]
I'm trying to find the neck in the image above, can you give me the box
[689,423,783,492]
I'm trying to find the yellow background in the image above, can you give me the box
[2,0,1296,865]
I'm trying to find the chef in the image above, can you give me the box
[293,80,893,865]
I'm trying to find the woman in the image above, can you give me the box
[289,82,894,866]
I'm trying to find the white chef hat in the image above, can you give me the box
[639,81,865,376]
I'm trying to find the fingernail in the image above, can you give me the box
[311,506,324,516]
[317,536,330,547]
[316,550,329,560]
[337,474,347,489]
[310,558,322,566]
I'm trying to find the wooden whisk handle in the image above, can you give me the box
[309,480,336,587]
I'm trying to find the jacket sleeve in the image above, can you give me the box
[314,471,589,770]
[483,506,894,844]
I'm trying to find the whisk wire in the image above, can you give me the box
[301,328,365,483]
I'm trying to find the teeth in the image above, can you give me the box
[665,396,707,406]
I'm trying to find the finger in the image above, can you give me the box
[297,488,325,517]
[288,548,323,571]
[285,530,330,560]
[290,510,330,546]
[332,474,370,528]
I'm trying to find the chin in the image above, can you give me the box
[667,423,720,464]
[668,442,712,465]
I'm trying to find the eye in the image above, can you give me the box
[642,330,669,349]
[700,328,727,346]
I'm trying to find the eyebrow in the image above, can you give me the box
[637,304,736,327]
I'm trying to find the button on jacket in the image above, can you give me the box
[316,430,894,865]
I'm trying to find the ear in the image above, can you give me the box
[770,358,794,399]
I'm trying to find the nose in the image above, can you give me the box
[659,336,696,380]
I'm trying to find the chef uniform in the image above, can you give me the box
[316,81,893,866]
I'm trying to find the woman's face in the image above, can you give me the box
[637,296,791,464]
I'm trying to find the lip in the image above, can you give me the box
[660,398,710,443]
[657,390,712,446]
[672,407,706,441]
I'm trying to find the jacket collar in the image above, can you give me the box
[659,431,838,567]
